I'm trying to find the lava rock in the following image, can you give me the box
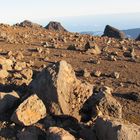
[102,25,125,39]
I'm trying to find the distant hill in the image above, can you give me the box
[80,31,103,36]
[80,28,140,39]
[122,28,140,38]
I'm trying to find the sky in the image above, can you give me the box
[0,0,140,31]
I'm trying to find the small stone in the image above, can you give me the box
[109,55,117,61]
[67,44,76,50]
[93,71,101,77]
[112,72,120,79]
[14,51,24,60]
[89,59,100,64]
[14,62,26,71]
[84,69,90,78]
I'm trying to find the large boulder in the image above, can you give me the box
[95,117,140,140]
[46,127,75,140]
[102,25,125,39]
[11,94,47,126]
[45,21,67,32]
[136,34,140,41]
[0,91,19,113]
[30,60,93,120]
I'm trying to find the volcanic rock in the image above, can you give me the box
[95,117,140,140]
[30,60,93,120]
[102,25,125,39]
[46,127,75,140]
[11,94,47,126]
[45,21,67,32]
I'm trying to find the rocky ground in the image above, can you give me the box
[0,20,140,140]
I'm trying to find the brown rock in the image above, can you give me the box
[14,51,24,60]
[95,117,140,140]
[46,127,75,140]
[0,70,9,79]
[0,56,13,70]
[14,62,26,71]
[85,43,101,55]
[30,60,93,120]
[67,44,76,50]
[20,68,33,80]
[11,94,47,126]
[91,86,122,119]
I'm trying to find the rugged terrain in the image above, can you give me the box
[0,21,140,140]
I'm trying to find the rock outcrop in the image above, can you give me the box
[45,21,67,32]
[102,25,125,39]
[30,60,93,120]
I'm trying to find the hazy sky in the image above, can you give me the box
[0,0,140,23]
